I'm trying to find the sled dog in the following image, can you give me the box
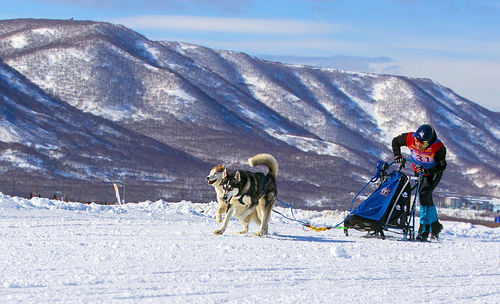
[206,163,259,230]
[206,164,230,223]
[215,153,278,236]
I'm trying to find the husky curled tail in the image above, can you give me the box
[248,153,278,179]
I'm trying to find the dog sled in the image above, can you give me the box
[343,159,422,240]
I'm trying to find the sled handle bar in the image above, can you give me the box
[381,158,423,180]
[386,158,418,167]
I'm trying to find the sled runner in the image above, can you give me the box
[343,160,421,240]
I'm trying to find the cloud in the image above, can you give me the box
[110,15,342,35]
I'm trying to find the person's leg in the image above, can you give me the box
[417,205,430,241]
[418,173,444,240]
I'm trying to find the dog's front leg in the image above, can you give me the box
[238,196,256,220]
[215,197,228,223]
[214,205,233,235]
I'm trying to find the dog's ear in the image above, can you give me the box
[222,169,228,179]
[235,171,241,182]
[223,168,230,175]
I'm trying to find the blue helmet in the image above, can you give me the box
[415,124,434,142]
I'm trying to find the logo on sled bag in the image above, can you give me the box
[379,187,391,197]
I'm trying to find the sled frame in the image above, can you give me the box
[344,159,422,240]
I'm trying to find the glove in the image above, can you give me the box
[393,155,404,163]
[415,165,425,174]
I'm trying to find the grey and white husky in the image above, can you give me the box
[215,153,278,236]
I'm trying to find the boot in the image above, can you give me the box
[416,224,430,242]
[431,221,443,240]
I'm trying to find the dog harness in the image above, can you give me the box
[235,175,270,205]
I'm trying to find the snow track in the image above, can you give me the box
[1,194,499,303]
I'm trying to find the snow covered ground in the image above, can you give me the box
[1,193,499,303]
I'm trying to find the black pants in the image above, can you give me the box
[418,172,443,207]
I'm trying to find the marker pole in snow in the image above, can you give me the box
[113,183,122,206]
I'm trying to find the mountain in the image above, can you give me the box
[0,18,499,207]
[0,57,208,202]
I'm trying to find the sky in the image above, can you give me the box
[1,0,499,111]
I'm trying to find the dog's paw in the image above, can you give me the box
[238,229,248,235]
[254,230,266,236]
[214,229,224,235]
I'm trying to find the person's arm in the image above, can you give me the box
[392,133,409,158]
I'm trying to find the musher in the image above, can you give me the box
[391,124,447,241]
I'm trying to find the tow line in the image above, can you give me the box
[273,161,389,232]
[274,199,346,232]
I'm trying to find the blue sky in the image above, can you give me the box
[2,0,499,111]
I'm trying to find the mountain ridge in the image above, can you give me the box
[0,18,498,207]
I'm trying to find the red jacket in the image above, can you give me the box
[392,132,447,175]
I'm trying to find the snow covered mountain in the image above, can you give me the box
[0,18,499,207]
[0,57,208,202]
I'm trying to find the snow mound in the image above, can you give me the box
[330,246,351,258]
